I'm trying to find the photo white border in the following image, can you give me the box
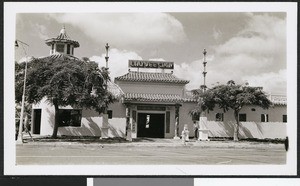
[4,2,297,175]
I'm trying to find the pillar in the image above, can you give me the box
[198,111,210,141]
[125,104,132,141]
[100,113,109,139]
[173,103,181,139]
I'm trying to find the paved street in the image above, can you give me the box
[16,142,286,165]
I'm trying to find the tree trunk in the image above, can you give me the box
[52,102,59,138]
[233,110,239,141]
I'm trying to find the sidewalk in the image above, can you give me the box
[19,134,285,150]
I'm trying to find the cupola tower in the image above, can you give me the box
[45,26,80,56]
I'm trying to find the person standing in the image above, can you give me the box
[193,121,199,139]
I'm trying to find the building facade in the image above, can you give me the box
[30,28,287,139]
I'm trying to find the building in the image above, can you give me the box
[30,28,287,139]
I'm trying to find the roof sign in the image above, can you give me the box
[128,60,174,69]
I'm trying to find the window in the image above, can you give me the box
[56,44,65,53]
[107,110,113,119]
[58,109,82,127]
[215,113,224,121]
[261,114,269,122]
[67,44,70,54]
[283,115,287,123]
[192,113,200,121]
[239,114,247,122]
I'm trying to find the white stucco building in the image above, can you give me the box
[30,28,287,140]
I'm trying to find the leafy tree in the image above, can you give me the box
[15,57,113,138]
[191,80,272,141]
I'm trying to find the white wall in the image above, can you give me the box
[33,98,287,139]
[201,105,287,139]
[178,102,196,137]
[206,105,287,123]
[206,121,287,139]
[32,98,126,137]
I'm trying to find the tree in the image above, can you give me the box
[192,80,272,141]
[15,57,113,138]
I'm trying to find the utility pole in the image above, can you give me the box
[15,40,29,144]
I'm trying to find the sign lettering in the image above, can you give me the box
[128,60,174,69]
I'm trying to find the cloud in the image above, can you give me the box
[31,23,49,40]
[49,13,186,50]
[212,26,222,40]
[89,48,142,80]
[173,59,203,90]
[212,14,286,73]
[243,69,286,94]
[173,13,286,94]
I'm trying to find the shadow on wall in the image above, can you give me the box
[208,121,235,138]
[239,123,255,139]
[108,124,125,138]
[45,107,125,137]
[207,120,286,139]
[58,117,102,136]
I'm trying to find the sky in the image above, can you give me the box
[15,12,287,94]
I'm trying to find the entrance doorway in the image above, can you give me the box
[137,113,165,138]
[32,109,41,134]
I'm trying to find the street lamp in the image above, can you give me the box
[15,39,29,144]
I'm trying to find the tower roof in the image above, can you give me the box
[45,26,80,48]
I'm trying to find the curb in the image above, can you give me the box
[17,141,284,150]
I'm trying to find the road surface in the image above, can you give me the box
[16,144,286,165]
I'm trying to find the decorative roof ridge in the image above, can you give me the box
[124,92,197,103]
[115,71,190,84]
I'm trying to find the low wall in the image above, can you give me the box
[58,116,126,138]
[206,121,287,139]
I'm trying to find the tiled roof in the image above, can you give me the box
[36,53,82,62]
[269,95,287,105]
[45,38,80,48]
[124,93,196,103]
[115,71,189,84]
[107,80,124,99]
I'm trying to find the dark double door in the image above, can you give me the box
[137,113,165,138]
[32,109,41,134]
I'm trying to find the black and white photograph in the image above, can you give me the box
[3,2,297,175]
